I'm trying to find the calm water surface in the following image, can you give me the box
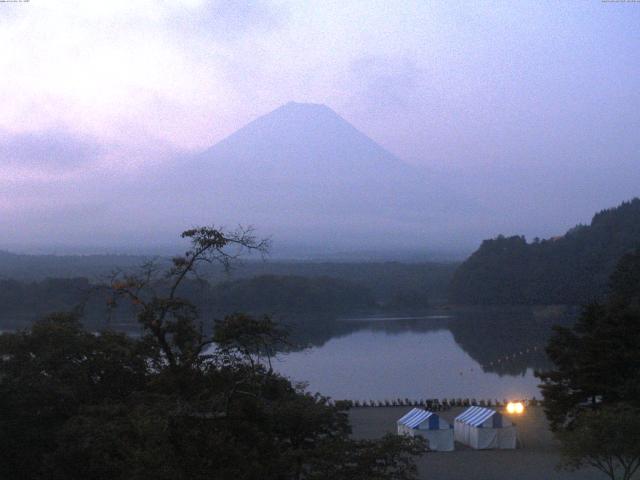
[273,308,572,401]
[1,307,571,402]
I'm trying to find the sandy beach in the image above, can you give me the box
[349,406,605,480]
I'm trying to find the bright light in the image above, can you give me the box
[506,402,524,414]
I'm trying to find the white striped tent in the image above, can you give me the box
[397,408,454,451]
[454,406,516,449]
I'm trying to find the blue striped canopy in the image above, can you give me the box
[397,408,437,429]
[455,406,497,427]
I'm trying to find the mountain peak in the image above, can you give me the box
[277,101,335,114]
[282,100,329,109]
[201,101,404,171]
[162,101,463,252]
[249,101,346,129]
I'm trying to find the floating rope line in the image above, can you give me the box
[453,346,543,376]
[486,345,540,368]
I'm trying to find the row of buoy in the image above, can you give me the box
[456,346,542,376]
[486,345,539,367]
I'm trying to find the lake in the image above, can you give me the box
[272,307,575,402]
[0,305,574,403]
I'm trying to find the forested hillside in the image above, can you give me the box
[0,252,455,304]
[0,251,147,280]
[207,275,375,314]
[449,198,640,305]
[0,275,377,330]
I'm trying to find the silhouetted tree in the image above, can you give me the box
[537,249,640,429]
[0,313,154,479]
[558,404,640,480]
[537,249,640,479]
[0,226,426,479]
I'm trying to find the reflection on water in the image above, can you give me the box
[1,304,576,401]
[274,306,576,401]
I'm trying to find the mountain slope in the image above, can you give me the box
[449,198,640,305]
[154,102,472,252]
[200,102,405,173]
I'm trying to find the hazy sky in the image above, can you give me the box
[1,1,639,253]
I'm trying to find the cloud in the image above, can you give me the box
[184,0,287,42]
[348,55,427,112]
[0,0,638,252]
[0,0,288,152]
[0,130,102,173]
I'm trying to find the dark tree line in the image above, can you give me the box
[207,274,375,314]
[0,277,91,327]
[537,248,640,480]
[0,274,377,330]
[0,249,453,305]
[450,198,640,305]
[0,226,425,480]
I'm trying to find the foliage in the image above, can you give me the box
[557,404,640,480]
[209,274,376,314]
[450,198,640,305]
[213,313,290,370]
[306,434,427,480]
[386,289,430,309]
[0,274,376,330]
[538,249,640,479]
[537,248,640,430]
[0,255,453,329]
[0,225,426,479]
[0,277,91,325]
[0,313,153,479]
